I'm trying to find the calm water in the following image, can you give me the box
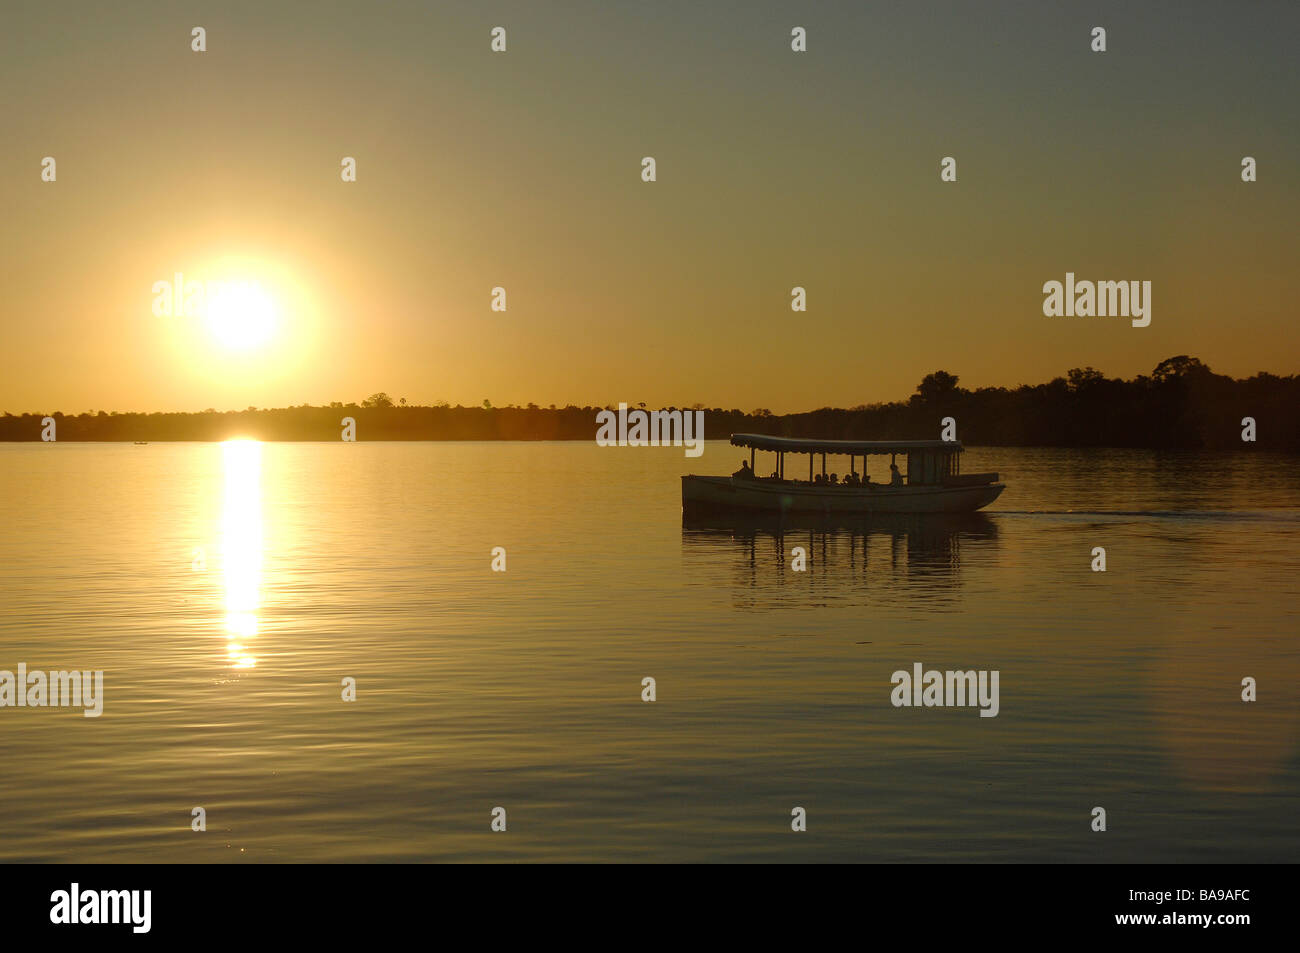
[0,441,1297,862]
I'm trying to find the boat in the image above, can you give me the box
[682,433,1004,516]
[133,441,148,445]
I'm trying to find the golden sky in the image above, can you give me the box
[2,0,1297,414]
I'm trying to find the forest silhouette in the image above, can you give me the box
[4,356,1296,450]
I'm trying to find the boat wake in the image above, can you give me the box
[994,509,1300,523]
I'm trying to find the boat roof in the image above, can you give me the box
[730,433,962,454]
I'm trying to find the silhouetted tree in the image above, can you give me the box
[1152,355,1210,385]
[914,371,961,403]
[1067,367,1106,392]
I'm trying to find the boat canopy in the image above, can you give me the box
[730,434,963,455]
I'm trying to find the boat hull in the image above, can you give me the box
[682,475,1004,515]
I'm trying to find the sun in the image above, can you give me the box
[205,282,277,351]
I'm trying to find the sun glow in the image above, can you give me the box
[206,282,277,351]
[155,253,323,402]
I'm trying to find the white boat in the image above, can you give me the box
[682,434,1004,516]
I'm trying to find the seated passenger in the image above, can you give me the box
[889,463,904,486]
[829,473,839,485]
[732,460,754,480]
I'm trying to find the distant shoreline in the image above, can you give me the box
[5,357,1297,451]
[4,439,1293,455]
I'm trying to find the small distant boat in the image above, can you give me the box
[682,434,1004,516]
[133,441,148,445]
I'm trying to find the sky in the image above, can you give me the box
[2,0,1297,414]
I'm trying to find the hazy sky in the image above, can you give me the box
[2,0,1297,414]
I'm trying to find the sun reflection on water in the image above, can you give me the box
[222,440,262,669]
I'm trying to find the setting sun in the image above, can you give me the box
[206,282,277,351]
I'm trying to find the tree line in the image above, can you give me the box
[3,356,1295,450]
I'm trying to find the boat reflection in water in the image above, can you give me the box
[681,510,999,611]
